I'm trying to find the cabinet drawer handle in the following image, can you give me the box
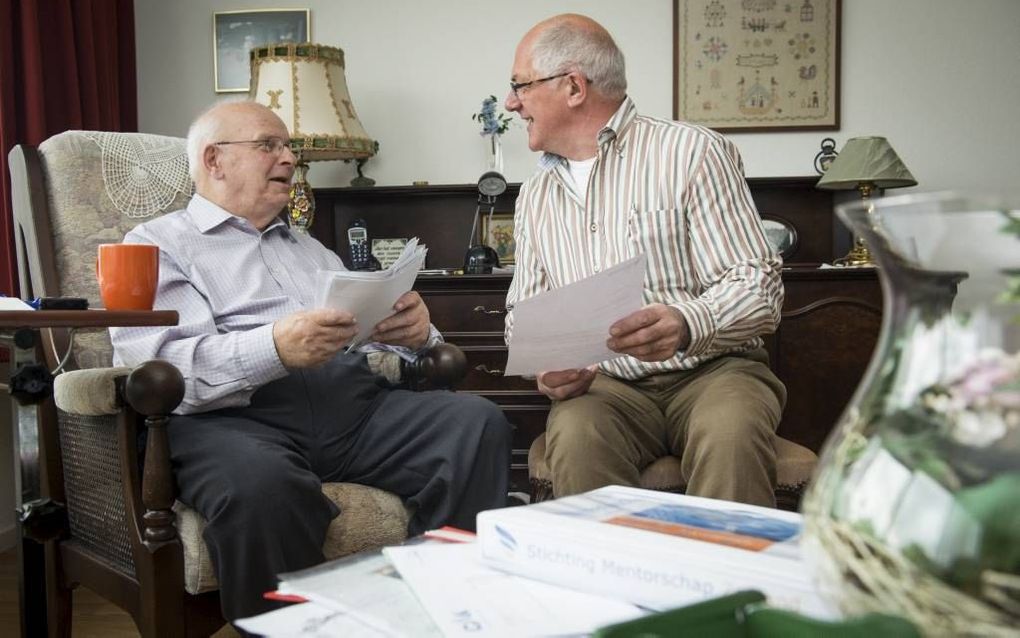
[472,305,506,316]
[474,364,504,377]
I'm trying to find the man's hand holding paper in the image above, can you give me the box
[535,301,693,398]
[273,308,358,369]
[607,303,691,362]
[313,238,428,349]
[370,290,431,349]
[536,366,599,401]
[504,254,647,377]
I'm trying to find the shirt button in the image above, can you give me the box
[590,223,598,232]
[594,265,601,272]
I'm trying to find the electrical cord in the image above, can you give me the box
[48,327,77,375]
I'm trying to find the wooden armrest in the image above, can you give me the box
[401,343,468,390]
[123,360,185,546]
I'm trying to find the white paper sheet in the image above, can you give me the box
[0,297,34,310]
[314,238,427,346]
[235,601,391,638]
[277,546,442,637]
[504,254,646,376]
[384,543,643,638]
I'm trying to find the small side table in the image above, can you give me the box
[0,309,178,637]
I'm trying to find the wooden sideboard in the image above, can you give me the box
[311,179,883,492]
[415,269,883,492]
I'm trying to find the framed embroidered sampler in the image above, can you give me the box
[674,0,840,132]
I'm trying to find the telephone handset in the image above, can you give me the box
[347,218,380,271]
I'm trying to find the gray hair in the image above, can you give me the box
[530,21,627,100]
[185,98,251,181]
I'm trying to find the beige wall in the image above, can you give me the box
[135,0,1020,195]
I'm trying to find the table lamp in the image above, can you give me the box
[249,43,376,232]
[463,171,506,274]
[816,136,917,267]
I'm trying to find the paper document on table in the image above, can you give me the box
[505,254,646,376]
[314,238,427,344]
[384,542,643,638]
[276,542,441,637]
[235,601,393,637]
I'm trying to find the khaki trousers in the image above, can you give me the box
[545,349,786,507]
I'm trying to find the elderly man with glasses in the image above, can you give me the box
[110,100,512,623]
[504,15,786,508]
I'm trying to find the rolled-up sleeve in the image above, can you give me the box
[674,136,784,358]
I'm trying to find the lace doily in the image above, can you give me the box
[84,132,193,218]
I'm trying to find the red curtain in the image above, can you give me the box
[0,0,138,297]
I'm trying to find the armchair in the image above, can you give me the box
[7,130,464,636]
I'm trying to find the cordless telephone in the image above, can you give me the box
[347,218,377,271]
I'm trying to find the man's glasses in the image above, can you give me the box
[213,137,290,154]
[509,72,570,99]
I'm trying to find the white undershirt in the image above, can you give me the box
[566,156,597,198]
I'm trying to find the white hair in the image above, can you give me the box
[530,21,627,100]
[185,97,253,181]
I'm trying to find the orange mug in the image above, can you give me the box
[96,243,159,310]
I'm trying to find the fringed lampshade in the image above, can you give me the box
[249,42,377,230]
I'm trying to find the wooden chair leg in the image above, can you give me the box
[44,543,72,638]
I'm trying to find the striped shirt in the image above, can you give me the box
[111,194,439,414]
[505,97,783,380]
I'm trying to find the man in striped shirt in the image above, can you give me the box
[504,15,786,507]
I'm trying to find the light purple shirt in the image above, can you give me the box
[111,194,437,414]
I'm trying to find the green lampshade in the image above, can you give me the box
[816,136,917,191]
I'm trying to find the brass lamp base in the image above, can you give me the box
[288,161,316,232]
[833,237,875,267]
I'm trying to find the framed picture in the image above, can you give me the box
[371,238,409,269]
[761,215,799,259]
[481,213,516,266]
[673,0,840,132]
[213,9,310,93]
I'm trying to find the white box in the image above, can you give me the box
[477,486,836,618]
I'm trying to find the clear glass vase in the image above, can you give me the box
[803,192,1020,635]
[484,133,504,175]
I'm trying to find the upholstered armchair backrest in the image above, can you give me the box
[19,131,193,369]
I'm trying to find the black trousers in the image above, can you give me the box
[166,354,512,621]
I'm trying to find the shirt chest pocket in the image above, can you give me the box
[627,207,685,256]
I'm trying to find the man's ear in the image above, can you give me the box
[565,71,587,108]
[203,144,223,179]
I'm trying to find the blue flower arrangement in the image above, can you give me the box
[472,95,512,136]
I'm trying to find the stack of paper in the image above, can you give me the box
[245,534,645,638]
[476,486,839,619]
[314,238,427,345]
[267,542,442,637]
[383,542,643,638]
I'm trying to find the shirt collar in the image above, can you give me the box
[186,194,289,237]
[537,96,637,172]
